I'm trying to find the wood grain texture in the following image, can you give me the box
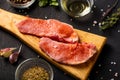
[0,9,106,80]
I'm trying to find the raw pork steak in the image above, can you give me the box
[16,18,78,43]
[39,37,97,65]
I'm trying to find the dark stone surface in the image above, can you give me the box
[0,0,120,80]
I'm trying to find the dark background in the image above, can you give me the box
[0,0,120,80]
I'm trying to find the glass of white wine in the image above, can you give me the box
[60,0,94,20]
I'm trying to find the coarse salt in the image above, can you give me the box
[111,61,114,64]
[98,22,102,26]
[109,69,112,72]
[45,16,48,19]
[98,64,101,67]
[93,20,97,24]
[88,28,91,31]
[100,9,104,12]
[110,78,114,80]
[96,71,99,74]
[92,24,96,27]
[70,19,73,21]
[114,72,118,77]
[102,12,106,17]
[118,30,120,32]
[24,12,27,15]
[100,77,103,79]
[93,5,96,8]
[110,61,116,65]
[91,10,94,13]
[107,5,110,8]
[114,62,116,65]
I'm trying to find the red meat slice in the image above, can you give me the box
[39,37,97,65]
[16,18,78,43]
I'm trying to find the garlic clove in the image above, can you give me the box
[9,52,19,64]
[0,48,16,58]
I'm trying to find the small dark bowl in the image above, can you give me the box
[15,58,54,80]
[7,0,35,8]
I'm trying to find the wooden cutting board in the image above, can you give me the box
[0,8,106,80]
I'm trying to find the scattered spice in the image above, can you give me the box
[22,66,49,80]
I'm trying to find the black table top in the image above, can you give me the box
[0,0,120,80]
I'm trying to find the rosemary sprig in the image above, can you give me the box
[99,8,120,30]
[101,0,118,20]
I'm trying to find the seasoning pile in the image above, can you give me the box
[15,58,53,80]
[22,66,49,80]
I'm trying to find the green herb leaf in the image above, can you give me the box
[38,0,59,7]
[38,0,49,7]
[49,1,59,6]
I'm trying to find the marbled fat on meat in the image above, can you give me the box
[39,37,97,65]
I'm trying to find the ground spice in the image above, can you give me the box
[22,66,49,80]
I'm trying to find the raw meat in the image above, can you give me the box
[16,18,78,43]
[39,37,97,65]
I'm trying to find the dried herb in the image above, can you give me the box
[99,8,120,30]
